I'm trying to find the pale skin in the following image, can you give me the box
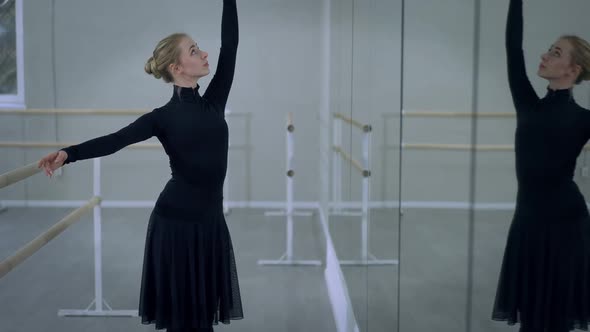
[537,38,582,90]
[37,36,210,177]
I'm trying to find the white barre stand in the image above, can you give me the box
[259,113,321,266]
[58,158,137,317]
[331,113,398,266]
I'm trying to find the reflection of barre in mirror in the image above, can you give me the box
[0,159,137,317]
[331,112,397,266]
[260,113,321,266]
[403,144,514,151]
[402,110,515,118]
[383,111,590,151]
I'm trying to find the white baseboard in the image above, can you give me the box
[317,205,360,332]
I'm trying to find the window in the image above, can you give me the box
[0,0,24,109]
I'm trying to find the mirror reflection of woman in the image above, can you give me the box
[493,1,590,331]
[37,0,243,331]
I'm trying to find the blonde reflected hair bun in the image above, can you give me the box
[561,35,590,84]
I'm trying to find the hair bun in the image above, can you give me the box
[144,56,162,79]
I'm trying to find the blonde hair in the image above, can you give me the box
[560,35,590,84]
[144,33,188,83]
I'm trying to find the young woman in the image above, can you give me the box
[493,0,590,331]
[37,0,242,330]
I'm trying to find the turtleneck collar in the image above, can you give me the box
[544,86,574,102]
[172,84,202,103]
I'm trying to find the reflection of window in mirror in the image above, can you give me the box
[0,0,24,108]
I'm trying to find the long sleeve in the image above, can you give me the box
[60,110,159,164]
[203,0,238,111]
[506,0,539,110]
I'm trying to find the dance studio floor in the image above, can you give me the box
[0,207,521,332]
[331,208,521,332]
[0,207,332,332]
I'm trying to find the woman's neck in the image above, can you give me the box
[548,78,574,91]
[173,76,199,88]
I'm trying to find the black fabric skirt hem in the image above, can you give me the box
[492,215,590,331]
[138,209,244,330]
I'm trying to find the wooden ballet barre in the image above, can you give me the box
[0,141,162,149]
[0,162,42,189]
[0,109,150,115]
[0,109,253,116]
[0,141,249,150]
[401,111,515,118]
[332,146,371,177]
[395,143,590,151]
[332,113,372,132]
[402,143,513,151]
[0,196,101,279]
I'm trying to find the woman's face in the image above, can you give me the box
[172,36,210,80]
[537,38,580,84]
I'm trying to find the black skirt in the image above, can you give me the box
[492,214,590,331]
[138,206,243,330]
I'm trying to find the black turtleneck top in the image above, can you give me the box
[508,0,590,219]
[60,0,238,218]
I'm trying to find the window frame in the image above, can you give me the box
[0,0,25,109]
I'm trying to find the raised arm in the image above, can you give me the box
[59,110,160,165]
[203,0,239,111]
[506,0,539,110]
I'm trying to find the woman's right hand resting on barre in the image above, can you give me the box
[37,150,68,177]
